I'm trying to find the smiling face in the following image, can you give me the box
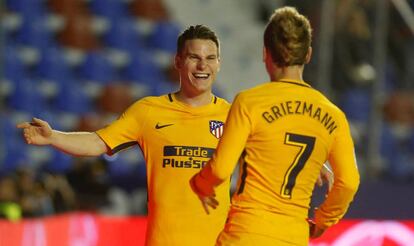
[175,39,220,97]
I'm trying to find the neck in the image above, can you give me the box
[175,90,213,107]
[269,65,304,82]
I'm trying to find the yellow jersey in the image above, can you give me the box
[199,79,360,245]
[96,93,231,246]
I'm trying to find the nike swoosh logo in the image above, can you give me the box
[155,123,174,129]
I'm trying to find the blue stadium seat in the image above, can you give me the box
[380,124,398,160]
[106,155,133,177]
[6,0,46,19]
[121,50,165,85]
[37,47,74,81]
[53,79,93,114]
[8,78,47,114]
[339,88,371,123]
[148,21,181,53]
[380,123,414,180]
[105,152,146,190]
[89,0,129,20]
[409,132,414,153]
[44,150,73,173]
[79,51,117,84]
[4,45,29,81]
[36,110,63,130]
[103,17,144,52]
[0,116,20,174]
[0,115,16,140]
[17,16,56,49]
[1,132,29,174]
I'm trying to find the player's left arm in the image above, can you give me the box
[313,113,360,233]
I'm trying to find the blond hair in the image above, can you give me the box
[264,7,312,66]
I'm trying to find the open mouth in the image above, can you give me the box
[192,73,210,79]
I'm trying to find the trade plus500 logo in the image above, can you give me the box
[162,146,215,169]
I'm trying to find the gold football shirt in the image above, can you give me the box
[198,79,360,245]
[97,93,231,246]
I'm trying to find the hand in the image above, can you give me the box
[190,174,219,214]
[316,163,334,192]
[16,118,53,145]
[199,195,219,215]
[307,219,326,238]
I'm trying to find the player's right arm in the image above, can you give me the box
[17,117,107,157]
[191,93,250,213]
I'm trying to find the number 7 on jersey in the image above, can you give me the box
[281,133,316,199]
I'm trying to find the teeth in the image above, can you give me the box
[193,73,209,79]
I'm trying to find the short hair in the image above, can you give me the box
[264,7,312,66]
[176,25,220,56]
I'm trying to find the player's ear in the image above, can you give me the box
[305,47,312,64]
[262,46,267,63]
[263,46,274,64]
[174,54,182,69]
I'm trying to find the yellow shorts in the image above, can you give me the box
[216,230,300,246]
[215,207,308,246]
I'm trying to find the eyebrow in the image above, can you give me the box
[187,52,218,58]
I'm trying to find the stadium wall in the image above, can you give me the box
[1,213,414,246]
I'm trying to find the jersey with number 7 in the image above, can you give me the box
[200,79,359,245]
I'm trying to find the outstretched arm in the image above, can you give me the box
[17,117,107,157]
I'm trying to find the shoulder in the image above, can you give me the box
[319,93,347,119]
[238,83,273,98]
[140,94,172,104]
[214,96,231,108]
[314,92,350,128]
[129,94,171,109]
[232,84,268,104]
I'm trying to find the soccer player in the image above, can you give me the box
[190,7,360,246]
[17,25,231,246]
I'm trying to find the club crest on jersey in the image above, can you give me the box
[209,120,224,139]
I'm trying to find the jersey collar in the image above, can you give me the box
[167,93,219,114]
[276,79,312,88]
[168,93,218,105]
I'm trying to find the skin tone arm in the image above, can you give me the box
[16,118,108,157]
[308,219,325,238]
[310,163,334,238]
[317,163,334,192]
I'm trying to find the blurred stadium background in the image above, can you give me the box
[0,0,413,245]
